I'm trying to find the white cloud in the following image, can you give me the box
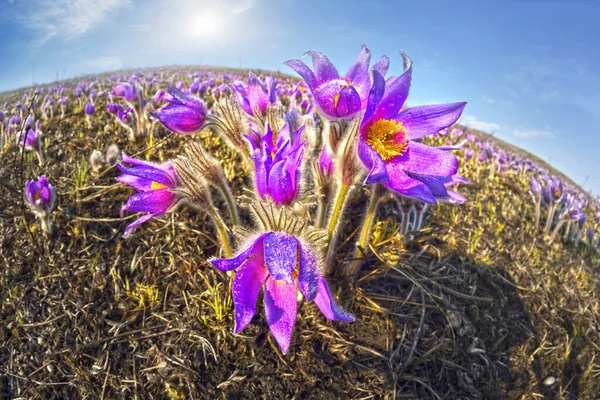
[461,115,501,132]
[233,0,256,14]
[513,128,556,139]
[86,56,123,71]
[22,0,130,45]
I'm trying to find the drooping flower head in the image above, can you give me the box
[210,231,354,354]
[357,55,467,204]
[116,153,180,237]
[153,85,207,134]
[285,45,389,119]
[246,124,306,205]
[529,177,542,197]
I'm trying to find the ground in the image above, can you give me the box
[1,71,600,399]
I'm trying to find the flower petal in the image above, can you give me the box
[313,80,361,118]
[123,212,161,238]
[263,233,298,282]
[284,59,317,89]
[362,70,385,125]
[396,102,467,140]
[210,233,270,272]
[297,243,320,301]
[383,162,437,204]
[373,66,412,121]
[117,164,175,188]
[308,51,340,83]
[264,277,297,354]
[313,276,355,322]
[358,140,389,184]
[394,142,458,177]
[121,189,175,215]
[232,255,268,333]
[372,55,390,77]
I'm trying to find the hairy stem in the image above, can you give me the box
[208,207,232,258]
[347,186,382,279]
[218,182,239,226]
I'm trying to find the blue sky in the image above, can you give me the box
[1,0,599,194]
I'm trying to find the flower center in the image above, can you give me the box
[151,181,168,190]
[366,119,409,161]
[34,189,42,201]
[333,80,355,109]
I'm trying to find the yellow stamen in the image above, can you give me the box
[34,189,41,201]
[366,119,409,161]
[333,91,341,109]
[151,181,168,190]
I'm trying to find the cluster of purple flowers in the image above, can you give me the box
[109,45,469,354]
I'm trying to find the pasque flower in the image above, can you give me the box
[234,72,277,117]
[210,232,354,354]
[246,124,306,205]
[285,45,389,119]
[153,85,207,134]
[116,153,180,237]
[357,59,467,204]
[24,175,56,233]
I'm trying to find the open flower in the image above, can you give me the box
[116,153,180,237]
[210,232,354,354]
[153,85,207,134]
[285,45,389,119]
[234,72,277,117]
[357,61,467,204]
[246,124,306,205]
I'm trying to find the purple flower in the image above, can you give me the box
[107,103,122,114]
[153,85,207,134]
[210,232,354,354]
[357,64,467,204]
[25,175,56,215]
[116,153,179,237]
[246,124,306,205]
[19,128,41,151]
[285,45,389,119]
[529,177,542,196]
[111,83,137,102]
[85,102,95,115]
[464,148,474,159]
[59,97,68,105]
[234,73,277,117]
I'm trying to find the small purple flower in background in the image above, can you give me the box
[111,82,137,102]
[210,232,354,354]
[24,175,56,234]
[464,148,474,159]
[107,103,121,114]
[285,45,389,119]
[246,124,306,205]
[85,102,95,115]
[116,153,180,237]
[153,85,207,134]
[357,60,467,204]
[234,72,277,117]
[85,101,95,128]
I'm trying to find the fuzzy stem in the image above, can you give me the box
[326,182,351,245]
[534,198,541,230]
[544,202,556,235]
[549,218,566,242]
[208,206,232,258]
[348,187,382,279]
[315,195,328,229]
[218,182,239,226]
